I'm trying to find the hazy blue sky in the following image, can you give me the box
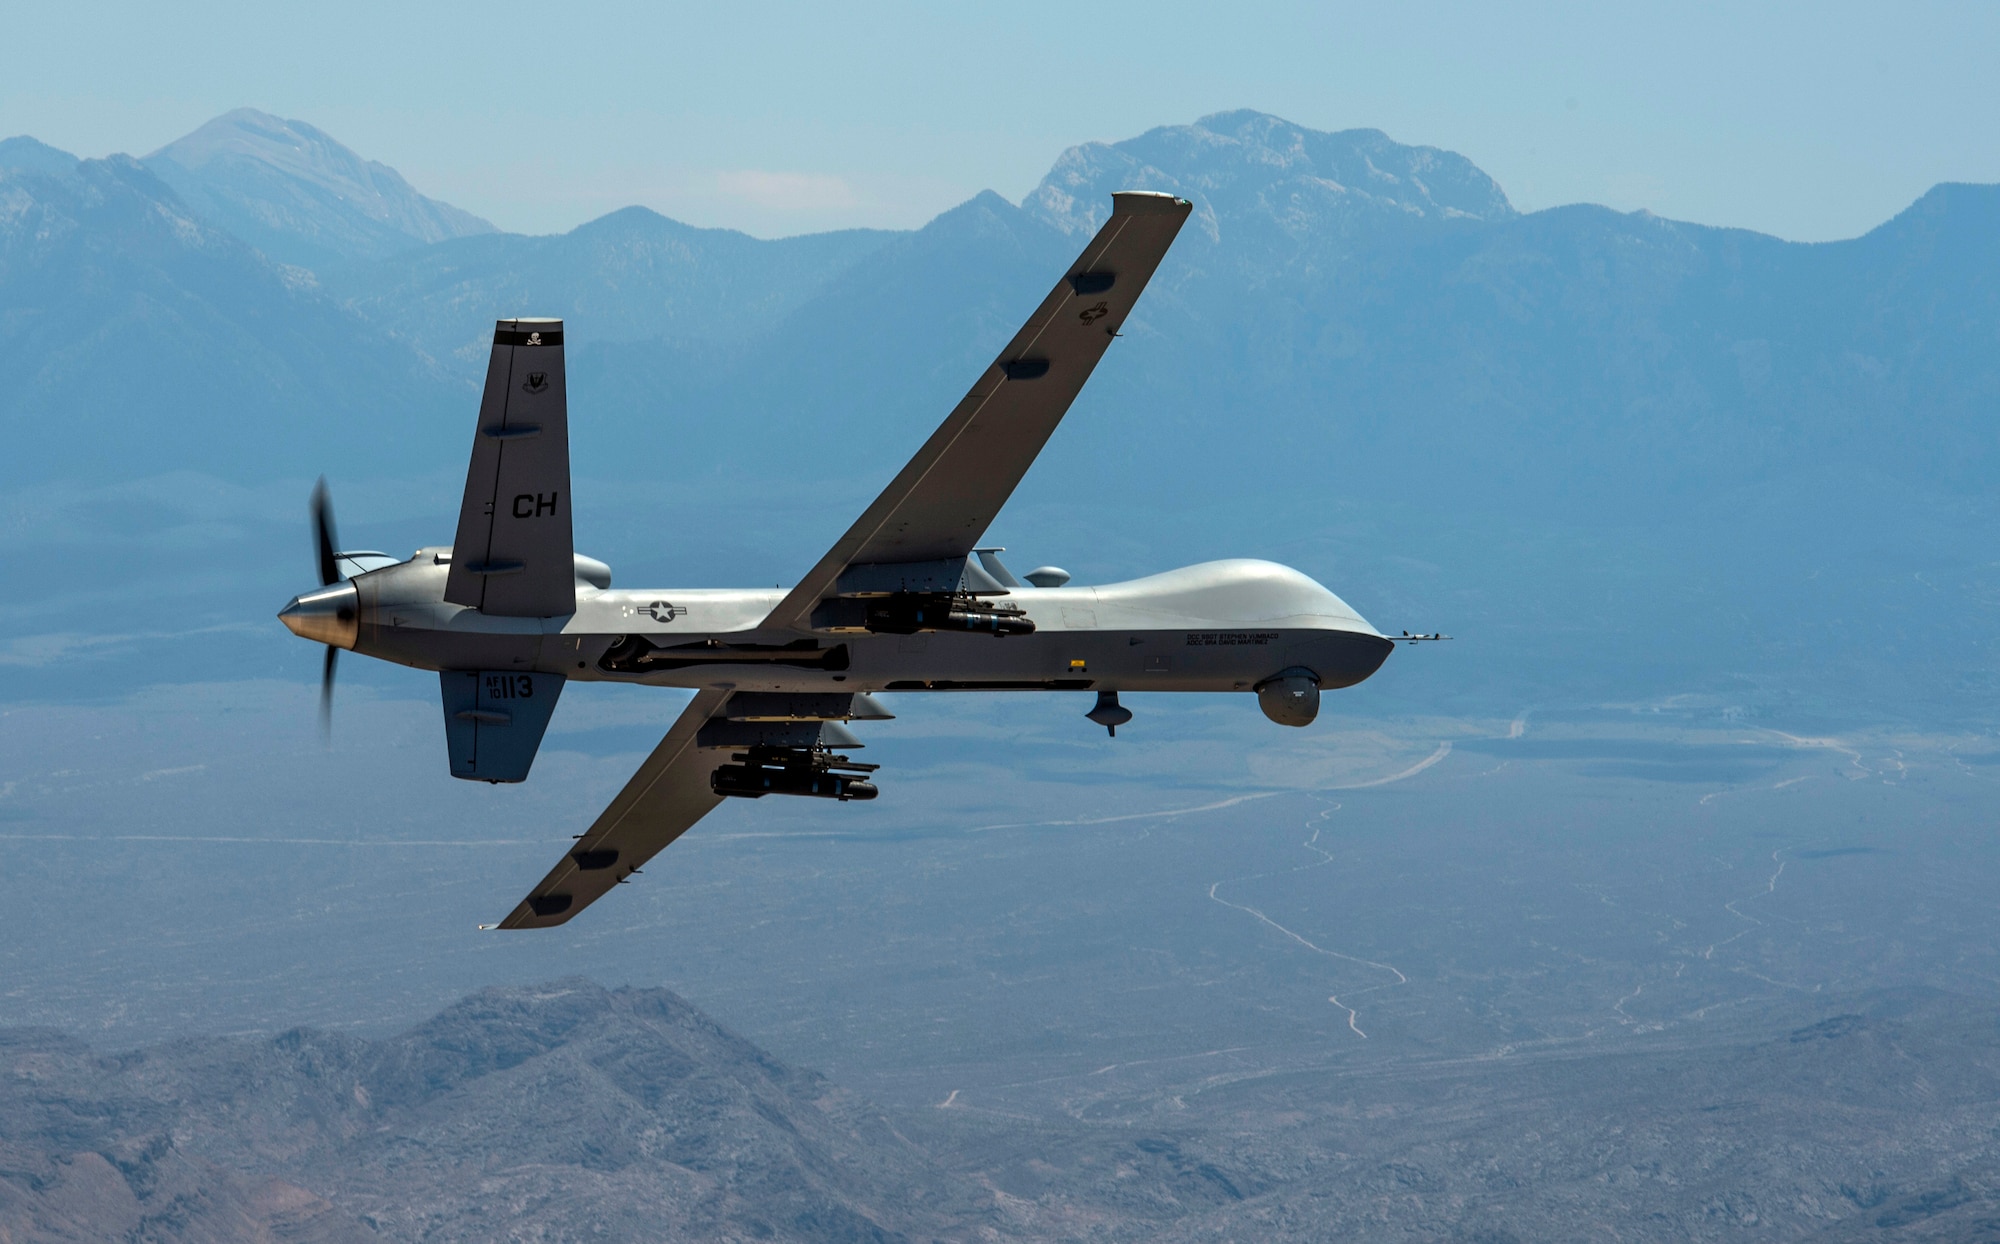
[6,1,1996,241]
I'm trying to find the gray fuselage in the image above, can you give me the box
[331,552,1393,701]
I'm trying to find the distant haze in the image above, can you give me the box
[4,106,1995,723]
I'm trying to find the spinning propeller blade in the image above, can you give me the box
[320,646,338,741]
[311,476,340,588]
[310,477,342,740]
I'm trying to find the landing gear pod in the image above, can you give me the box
[1255,667,1320,727]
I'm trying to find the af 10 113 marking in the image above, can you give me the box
[277,191,1444,930]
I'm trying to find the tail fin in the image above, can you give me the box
[441,671,565,783]
[444,318,576,617]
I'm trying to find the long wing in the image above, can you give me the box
[759,191,1191,631]
[494,687,732,929]
[444,317,576,618]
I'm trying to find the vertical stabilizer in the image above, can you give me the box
[441,670,565,782]
[444,318,576,617]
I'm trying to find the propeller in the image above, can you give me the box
[310,477,341,738]
[281,478,364,743]
[320,646,338,739]
[311,476,341,588]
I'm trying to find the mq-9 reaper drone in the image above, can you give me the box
[280,191,1426,930]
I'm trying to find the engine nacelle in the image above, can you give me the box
[1255,667,1320,727]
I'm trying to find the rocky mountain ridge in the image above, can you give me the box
[0,981,982,1241]
[1026,108,1516,240]
[5,980,1999,1241]
[323,204,898,367]
[142,108,495,271]
[8,106,1993,499]
[0,135,79,176]
[0,151,459,484]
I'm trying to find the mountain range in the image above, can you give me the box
[143,108,496,270]
[2,107,1997,719]
[6,978,1999,1242]
[14,106,1996,499]
[0,981,974,1241]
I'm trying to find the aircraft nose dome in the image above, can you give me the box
[279,582,359,649]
